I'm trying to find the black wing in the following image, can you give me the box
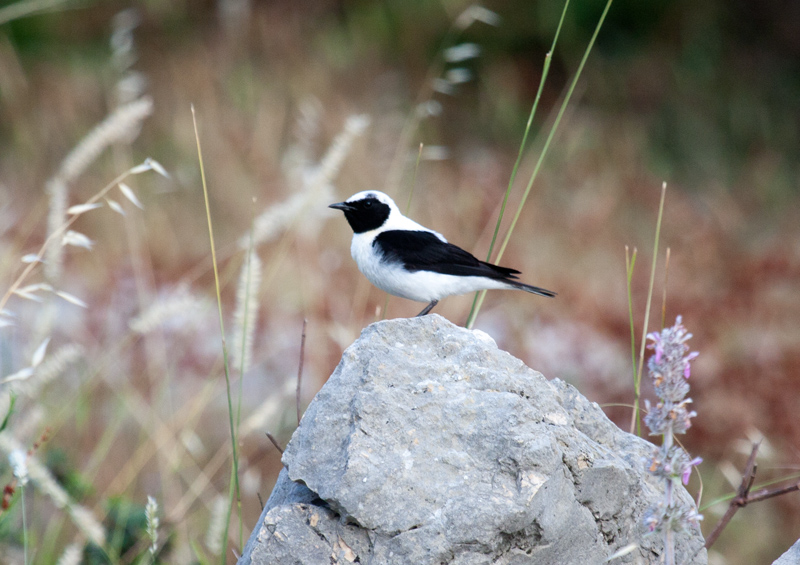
[373,230,521,280]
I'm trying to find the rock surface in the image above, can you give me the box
[240,315,707,564]
[773,539,800,565]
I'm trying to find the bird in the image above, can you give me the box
[329,190,556,316]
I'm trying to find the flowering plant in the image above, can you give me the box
[643,316,703,563]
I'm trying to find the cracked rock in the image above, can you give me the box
[240,315,707,564]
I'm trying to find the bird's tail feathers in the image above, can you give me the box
[507,281,557,298]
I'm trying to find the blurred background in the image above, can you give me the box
[0,0,799,562]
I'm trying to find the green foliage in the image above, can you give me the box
[45,448,94,500]
[0,394,15,433]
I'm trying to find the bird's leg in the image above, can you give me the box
[416,300,438,316]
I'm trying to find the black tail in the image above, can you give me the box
[507,280,557,298]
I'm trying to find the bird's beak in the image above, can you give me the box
[329,202,354,212]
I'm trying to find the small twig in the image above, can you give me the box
[739,441,761,497]
[257,492,264,511]
[296,318,307,425]
[265,432,283,454]
[748,481,800,503]
[705,441,760,548]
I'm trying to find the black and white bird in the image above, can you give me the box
[329,191,556,316]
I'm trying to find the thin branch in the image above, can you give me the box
[705,441,760,548]
[747,481,800,504]
[296,318,307,425]
[265,433,284,455]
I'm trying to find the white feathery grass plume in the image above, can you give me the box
[145,495,160,557]
[244,189,333,248]
[118,182,144,209]
[242,466,261,496]
[129,160,153,174]
[0,345,83,419]
[231,252,261,373]
[144,157,169,178]
[67,202,103,215]
[116,71,147,105]
[54,289,87,308]
[455,5,501,29]
[105,198,125,215]
[56,543,83,565]
[42,96,153,283]
[13,289,43,302]
[20,343,84,399]
[9,449,28,485]
[443,43,481,63]
[243,114,370,249]
[57,97,153,184]
[295,97,323,162]
[179,429,206,458]
[445,67,473,84]
[14,282,53,300]
[2,367,34,384]
[110,8,140,73]
[14,405,44,444]
[61,230,94,250]
[314,114,370,188]
[1,332,50,385]
[68,505,106,547]
[205,495,228,556]
[0,431,106,546]
[130,287,210,334]
[415,100,443,118]
[431,78,456,95]
[31,337,49,368]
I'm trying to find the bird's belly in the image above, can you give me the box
[377,270,510,301]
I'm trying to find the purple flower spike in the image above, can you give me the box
[643,316,703,546]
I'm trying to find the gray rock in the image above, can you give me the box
[240,315,707,564]
[773,539,800,565]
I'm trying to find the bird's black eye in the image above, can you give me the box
[364,200,373,207]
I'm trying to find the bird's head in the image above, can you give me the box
[329,191,398,234]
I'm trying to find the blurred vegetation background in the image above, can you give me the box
[0,0,799,563]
